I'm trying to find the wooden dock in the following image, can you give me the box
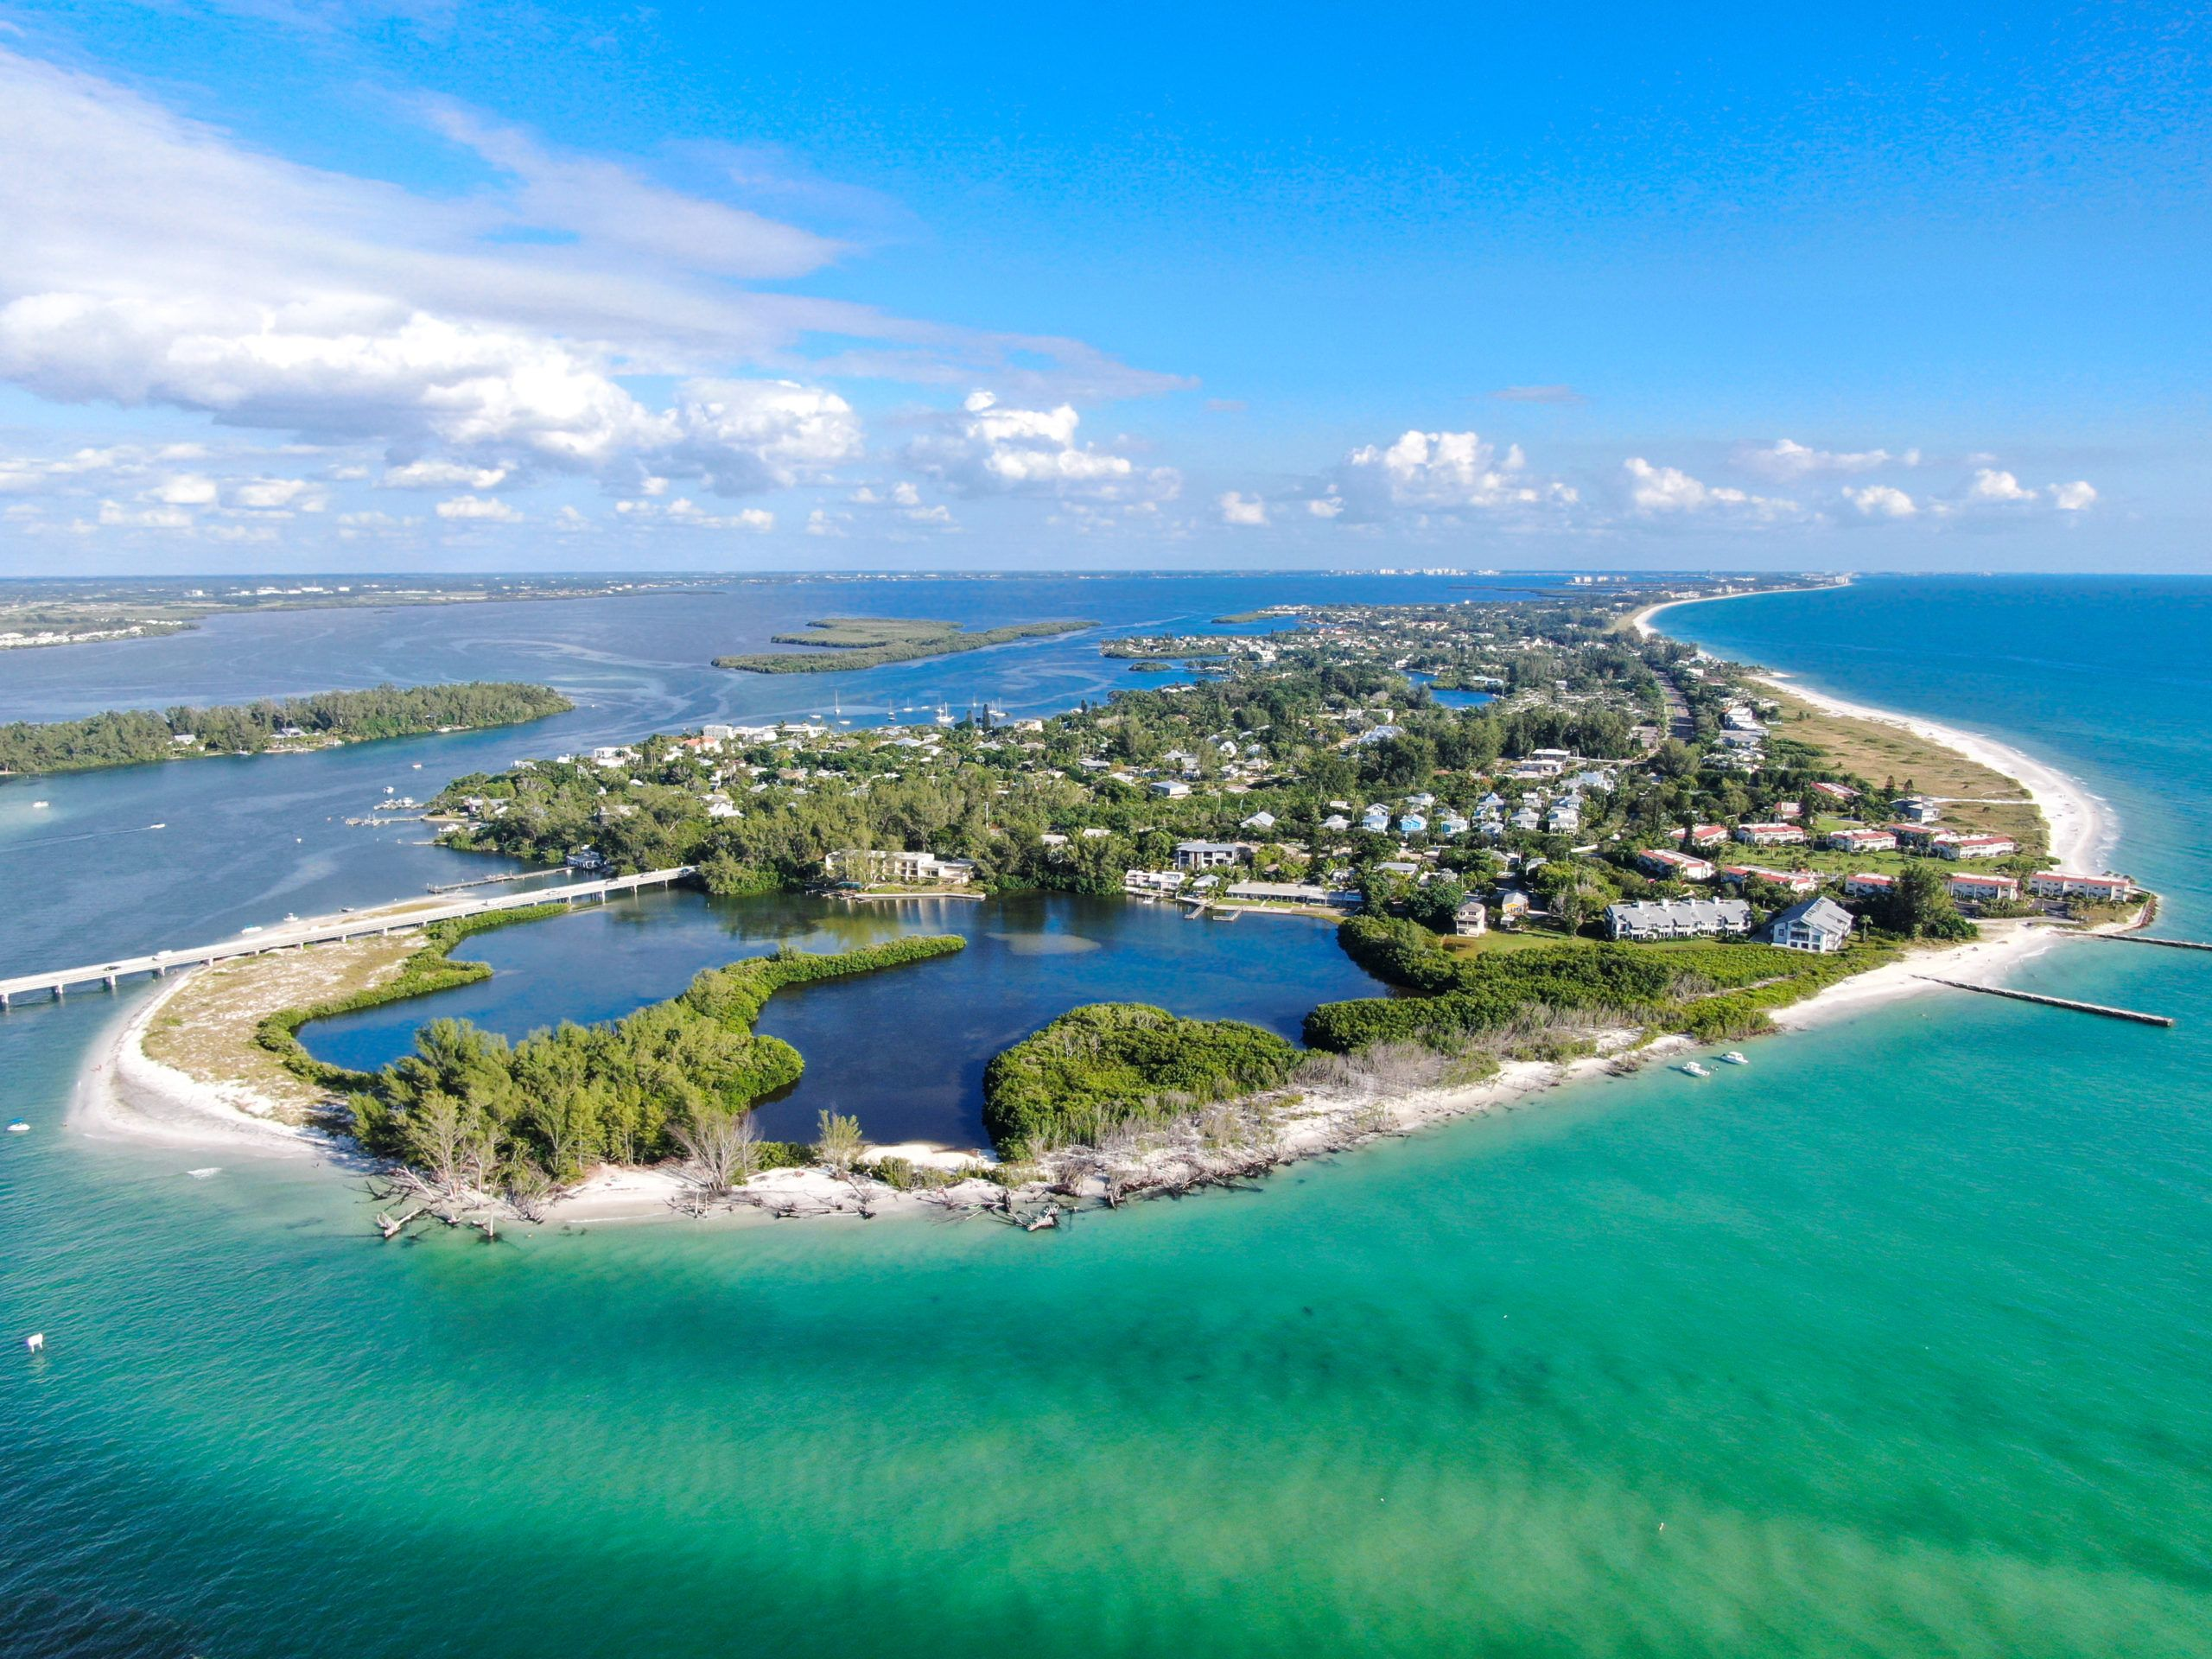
[1914,976,2175,1027]
[0,866,695,1007]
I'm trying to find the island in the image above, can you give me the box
[712,614,1094,673]
[87,579,2152,1236]
[0,575,734,652]
[0,682,574,775]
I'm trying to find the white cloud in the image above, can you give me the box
[613,496,775,531]
[1332,429,1575,520]
[1624,457,1794,518]
[1844,484,1918,518]
[904,391,1177,501]
[1967,467,2037,504]
[1737,438,1916,480]
[2051,480,2098,511]
[1307,494,1344,519]
[230,476,322,511]
[435,493,519,521]
[1218,490,1268,526]
[154,473,219,505]
[0,44,1169,506]
[382,460,510,490]
[96,499,192,529]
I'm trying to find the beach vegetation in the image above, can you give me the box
[715,615,1094,673]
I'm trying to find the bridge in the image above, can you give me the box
[0,866,696,1008]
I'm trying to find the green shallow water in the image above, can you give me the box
[3,576,2210,1656]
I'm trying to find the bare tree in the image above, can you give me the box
[674,1103,761,1198]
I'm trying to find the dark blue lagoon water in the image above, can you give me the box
[1,574,2209,1658]
[298,887,1387,1147]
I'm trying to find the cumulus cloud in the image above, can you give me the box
[154,473,219,505]
[0,44,1172,509]
[904,391,1177,501]
[1966,467,2037,503]
[435,493,520,521]
[230,476,323,511]
[1736,438,1916,480]
[1332,429,1575,520]
[382,460,511,490]
[2051,480,2098,511]
[1624,457,1794,517]
[1844,484,1918,518]
[1306,494,1344,519]
[1218,491,1268,526]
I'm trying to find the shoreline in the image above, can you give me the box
[70,582,2131,1234]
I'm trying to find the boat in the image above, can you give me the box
[7,1120,28,1134]
[238,925,264,936]
[30,800,48,810]
[148,823,166,830]
[1679,1061,1711,1078]
[934,703,956,726]
[1720,1051,1750,1066]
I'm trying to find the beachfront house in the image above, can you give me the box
[1947,873,2021,904]
[1124,869,1189,896]
[1936,834,2018,861]
[1604,897,1753,942]
[1174,841,1243,871]
[2026,871,2134,901]
[1765,895,1855,953]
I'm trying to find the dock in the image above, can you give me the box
[1914,976,2175,1027]
[0,866,695,1007]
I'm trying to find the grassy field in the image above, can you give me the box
[1764,687,2049,857]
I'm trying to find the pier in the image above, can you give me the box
[0,867,695,1008]
[1914,976,2175,1027]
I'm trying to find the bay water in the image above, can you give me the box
[1,575,2208,1657]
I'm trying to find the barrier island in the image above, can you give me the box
[713,615,1092,673]
[0,681,573,774]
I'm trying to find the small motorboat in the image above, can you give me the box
[30,800,48,810]
[1719,1051,1750,1066]
[1679,1062,1711,1078]
[148,823,166,830]
[7,1120,29,1134]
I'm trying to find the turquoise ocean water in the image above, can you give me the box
[1,575,2208,1657]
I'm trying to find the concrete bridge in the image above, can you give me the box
[0,866,696,1008]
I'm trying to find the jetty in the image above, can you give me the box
[1914,976,2175,1027]
[2089,934,2212,954]
[0,866,695,1007]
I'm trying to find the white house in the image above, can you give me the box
[1173,840,1243,871]
[1150,779,1192,798]
[1240,810,1278,831]
[1453,899,1489,938]
[1844,872,1894,899]
[1947,872,2021,904]
[1766,895,1854,953]
[1604,897,1753,942]
[1827,828,1897,854]
[1734,822,1807,847]
[1936,834,2017,861]
[2026,871,2134,901]
[1639,849,1717,881]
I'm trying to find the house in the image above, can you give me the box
[1174,841,1243,871]
[1493,888,1531,925]
[1511,806,1542,831]
[1224,881,1332,906]
[1766,895,1855,953]
[1719,864,1821,895]
[1240,810,1278,831]
[2026,871,2135,901]
[1453,899,1489,938]
[1844,872,1894,899]
[1669,823,1729,849]
[1603,897,1754,942]
[1362,805,1392,832]
[1887,823,1960,852]
[827,849,976,885]
[1124,868,1189,895]
[1773,801,1803,820]
[1827,828,1897,854]
[1639,849,1717,881]
[1891,796,1942,823]
[1398,814,1427,835]
[1947,872,2021,904]
[1079,826,1113,840]
[1734,822,1807,847]
[1150,779,1192,798]
[565,848,607,873]
[1808,781,1860,804]
[1936,834,2017,861]
[1545,803,1581,833]
[1435,812,1469,837]
[1321,814,1351,832]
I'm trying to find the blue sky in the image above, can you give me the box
[0,1,2204,572]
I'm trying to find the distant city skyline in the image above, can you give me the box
[0,3,2205,574]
